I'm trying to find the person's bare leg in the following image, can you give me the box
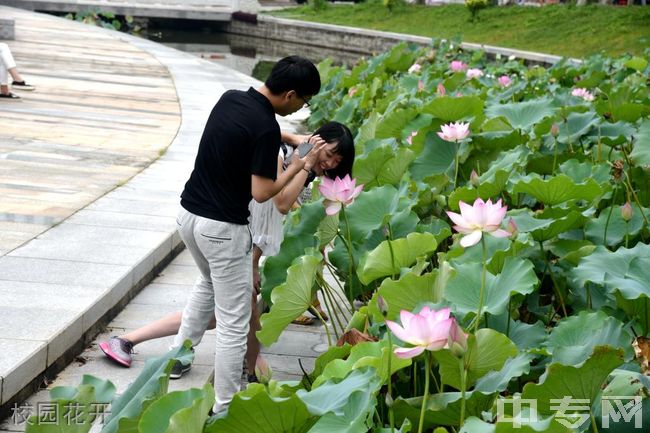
[8,67,22,83]
[246,292,261,374]
[120,311,215,346]
[0,84,8,95]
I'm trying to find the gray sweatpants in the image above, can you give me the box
[173,208,253,413]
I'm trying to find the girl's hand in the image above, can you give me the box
[301,135,326,171]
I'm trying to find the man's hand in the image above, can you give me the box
[253,267,261,294]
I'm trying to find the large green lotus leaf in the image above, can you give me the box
[571,243,650,301]
[556,111,599,144]
[312,339,411,388]
[101,342,194,433]
[204,383,315,433]
[354,112,380,152]
[299,368,382,416]
[333,98,358,125]
[610,102,648,123]
[305,345,352,386]
[508,208,586,242]
[491,319,548,352]
[474,353,535,393]
[584,204,647,247]
[307,391,374,433]
[435,329,518,390]
[315,214,339,249]
[630,119,650,170]
[545,310,631,365]
[459,413,574,433]
[262,201,324,301]
[48,375,116,403]
[375,108,419,139]
[392,391,495,428]
[586,121,636,146]
[521,346,624,415]
[357,232,438,285]
[444,258,538,319]
[624,56,649,71]
[486,98,555,131]
[481,146,530,183]
[409,131,457,180]
[512,173,602,206]
[558,159,610,185]
[615,291,650,336]
[367,269,449,323]
[375,419,412,433]
[138,384,213,433]
[447,170,509,211]
[26,386,99,433]
[354,144,416,188]
[422,95,485,124]
[258,254,321,346]
[343,185,401,244]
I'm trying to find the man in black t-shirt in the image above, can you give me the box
[173,56,321,413]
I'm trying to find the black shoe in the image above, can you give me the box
[12,81,35,91]
[0,92,20,100]
[170,360,191,379]
[247,374,258,383]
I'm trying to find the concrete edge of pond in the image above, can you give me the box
[230,14,582,67]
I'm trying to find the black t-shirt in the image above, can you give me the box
[180,88,280,224]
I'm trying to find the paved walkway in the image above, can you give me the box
[0,4,313,422]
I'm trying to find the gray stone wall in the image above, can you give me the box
[228,15,581,67]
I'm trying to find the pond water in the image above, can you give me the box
[144,25,363,80]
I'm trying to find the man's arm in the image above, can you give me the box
[251,139,325,203]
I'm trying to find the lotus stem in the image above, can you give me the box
[459,358,468,427]
[418,353,431,433]
[621,146,649,227]
[539,241,568,317]
[386,223,398,280]
[311,307,332,347]
[318,284,341,340]
[323,261,354,315]
[387,332,395,433]
[603,184,618,246]
[473,237,488,334]
[340,207,357,308]
[590,411,600,433]
[453,141,460,190]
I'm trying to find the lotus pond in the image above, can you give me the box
[26,41,650,433]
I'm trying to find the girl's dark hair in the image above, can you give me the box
[312,121,355,180]
[265,56,321,100]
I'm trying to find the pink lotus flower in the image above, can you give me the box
[450,60,468,72]
[406,130,418,145]
[318,175,364,216]
[408,63,421,74]
[437,122,470,142]
[571,88,595,102]
[446,198,511,247]
[498,75,512,87]
[386,307,455,359]
[436,83,446,96]
[466,68,484,80]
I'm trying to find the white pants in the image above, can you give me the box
[173,208,253,413]
[0,43,17,85]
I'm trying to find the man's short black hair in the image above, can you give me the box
[265,56,321,98]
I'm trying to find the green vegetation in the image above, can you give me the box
[269,3,650,58]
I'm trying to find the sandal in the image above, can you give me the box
[0,92,20,100]
[292,315,314,326]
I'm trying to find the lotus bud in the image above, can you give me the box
[550,123,559,137]
[348,87,358,97]
[418,80,425,92]
[377,295,389,317]
[621,202,633,222]
[470,170,480,187]
[436,83,446,96]
[254,355,272,384]
[507,218,518,237]
[385,392,394,408]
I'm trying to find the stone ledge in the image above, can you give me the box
[230,14,581,67]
